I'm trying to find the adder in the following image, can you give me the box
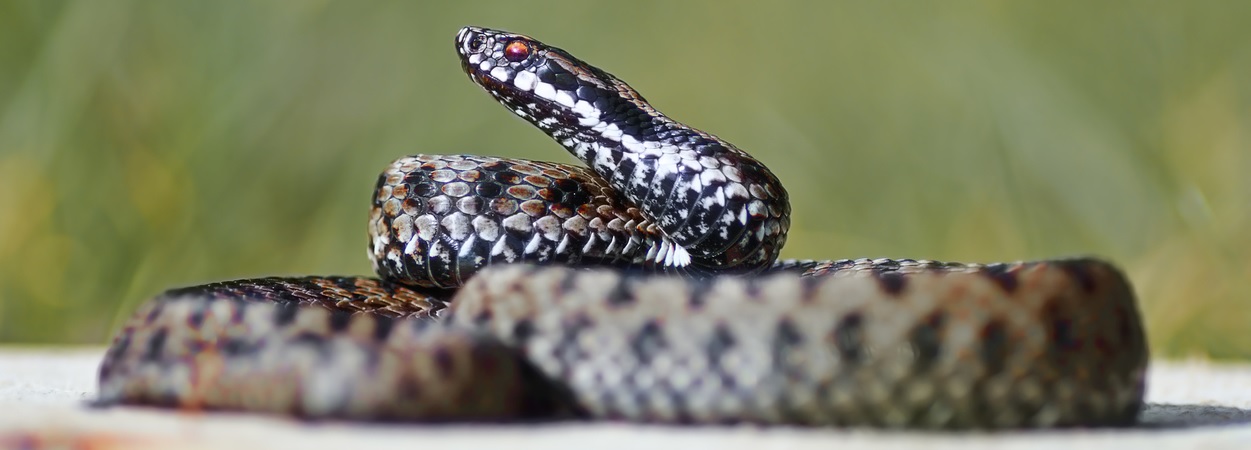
[96,26,1149,429]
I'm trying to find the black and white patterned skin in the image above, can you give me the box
[455,27,790,275]
[369,154,672,289]
[95,26,1150,429]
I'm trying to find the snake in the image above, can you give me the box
[95,26,1149,430]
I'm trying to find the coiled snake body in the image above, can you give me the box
[97,26,1149,429]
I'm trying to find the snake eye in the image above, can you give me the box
[504,40,530,62]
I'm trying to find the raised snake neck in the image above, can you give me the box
[95,26,1149,429]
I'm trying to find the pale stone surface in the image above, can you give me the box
[1,347,1250,449]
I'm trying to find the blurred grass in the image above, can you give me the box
[0,1,1247,359]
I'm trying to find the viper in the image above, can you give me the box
[95,26,1149,429]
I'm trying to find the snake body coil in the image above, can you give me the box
[96,26,1149,429]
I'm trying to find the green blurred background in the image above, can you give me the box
[0,1,1247,359]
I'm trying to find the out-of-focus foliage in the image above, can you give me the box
[0,1,1247,358]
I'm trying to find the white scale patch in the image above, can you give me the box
[643,158,681,207]
[524,233,543,255]
[514,70,537,91]
[646,237,692,267]
[602,123,623,141]
[490,66,511,82]
[603,235,620,256]
[457,235,478,258]
[534,82,556,101]
[621,235,641,255]
[386,248,404,269]
[403,235,421,258]
[581,233,599,255]
[682,158,703,171]
[490,237,512,260]
[473,216,500,241]
[621,134,645,152]
[591,143,618,174]
[573,100,597,117]
[554,90,577,108]
[668,242,692,267]
[698,169,727,191]
[555,235,571,254]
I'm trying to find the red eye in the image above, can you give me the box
[504,40,530,62]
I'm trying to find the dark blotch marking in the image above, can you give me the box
[142,328,168,362]
[629,319,667,365]
[273,303,299,326]
[552,313,595,363]
[229,302,246,324]
[616,157,637,183]
[220,338,254,356]
[552,177,581,193]
[144,303,165,325]
[687,279,714,309]
[798,275,824,303]
[575,85,599,101]
[403,170,428,184]
[561,187,592,208]
[1057,260,1097,293]
[328,311,352,332]
[908,311,945,370]
[832,314,865,364]
[292,331,327,347]
[979,321,1008,373]
[771,318,805,369]
[743,278,763,301]
[556,269,578,296]
[433,347,456,377]
[1053,319,1076,350]
[512,319,536,342]
[605,279,635,306]
[104,332,132,373]
[706,324,737,365]
[412,181,438,198]
[494,171,520,184]
[548,73,579,91]
[331,277,359,294]
[536,188,560,202]
[187,305,206,328]
[480,160,508,172]
[874,270,907,296]
[373,316,396,342]
[982,263,1018,293]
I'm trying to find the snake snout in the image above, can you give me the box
[455,26,484,57]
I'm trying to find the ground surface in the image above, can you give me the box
[1,348,1249,449]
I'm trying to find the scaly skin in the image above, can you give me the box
[95,26,1149,429]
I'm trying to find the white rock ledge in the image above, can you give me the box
[1,348,1249,450]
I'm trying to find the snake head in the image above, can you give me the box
[455,26,790,275]
[455,26,650,135]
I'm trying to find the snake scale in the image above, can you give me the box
[95,26,1149,429]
